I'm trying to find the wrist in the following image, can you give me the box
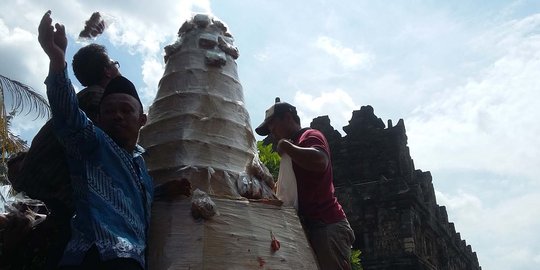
[49,60,66,74]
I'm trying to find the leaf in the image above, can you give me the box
[0,74,46,162]
[0,74,50,119]
[350,249,363,270]
[257,141,280,180]
[0,111,28,159]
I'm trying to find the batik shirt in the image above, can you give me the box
[45,67,153,268]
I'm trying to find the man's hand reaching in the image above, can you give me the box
[38,10,67,72]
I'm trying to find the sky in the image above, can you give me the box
[1,0,539,269]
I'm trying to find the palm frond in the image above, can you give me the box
[0,74,50,119]
[0,112,28,159]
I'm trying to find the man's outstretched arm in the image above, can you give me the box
[38,10,95,152]
[38,10,66,74]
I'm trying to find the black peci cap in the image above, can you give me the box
[255,97,297,136]
[100,75,142,108]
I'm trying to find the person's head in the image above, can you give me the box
[97,76,146,151]
[76,85,105,122]
[72,43,120,87]
[255,97,301,140]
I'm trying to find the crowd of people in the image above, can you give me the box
[0,10,355,270]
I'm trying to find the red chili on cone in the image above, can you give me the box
[270,231,280,252]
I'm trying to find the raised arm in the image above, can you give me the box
[38,10,67,73]
[38,11,96,152]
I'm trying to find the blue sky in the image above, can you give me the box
[1,1,540,269]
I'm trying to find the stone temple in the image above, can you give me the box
[309,106,482,270]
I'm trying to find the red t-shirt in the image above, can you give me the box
[292,128,346,224]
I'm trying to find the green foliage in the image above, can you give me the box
[351,249,363,270]
[257,141,280,180]
[0,74,45,161]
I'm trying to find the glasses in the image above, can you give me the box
[109,60,120,69]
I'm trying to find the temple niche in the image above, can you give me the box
[310,105,482,270]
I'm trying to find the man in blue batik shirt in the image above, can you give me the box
[38,11,153,270]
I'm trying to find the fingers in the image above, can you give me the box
[38,10,54,47]
[40,10,52,25]
[54,22,68,52]
[38,10,52,33]
[37,10,67,68]
[55,22,65,35]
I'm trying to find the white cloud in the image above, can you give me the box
[294,89,358,131]
[435,190,482,213]
[101,0,211,58]
[434,188,540,270]
[140,57,164,107]
[315,36,373,69]
[407,12,540,181]
[106,16,164,57]
[435,189,540,236]
[253,51,269,62]
[0,18,49,92]
[9,114,48,145]
[534,253,540,264]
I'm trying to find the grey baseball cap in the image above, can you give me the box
[255,97,297,136]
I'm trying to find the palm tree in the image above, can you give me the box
[0,112,25,186]
[0,74,50,210]
[0,74,50,158]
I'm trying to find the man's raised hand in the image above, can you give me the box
[38,10,67,72]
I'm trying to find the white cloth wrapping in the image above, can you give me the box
[275,154,298,210]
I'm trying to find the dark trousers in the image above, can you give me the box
[304,218,355,270]
[58,246,143,270]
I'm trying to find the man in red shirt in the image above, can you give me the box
[256,98,355,270]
